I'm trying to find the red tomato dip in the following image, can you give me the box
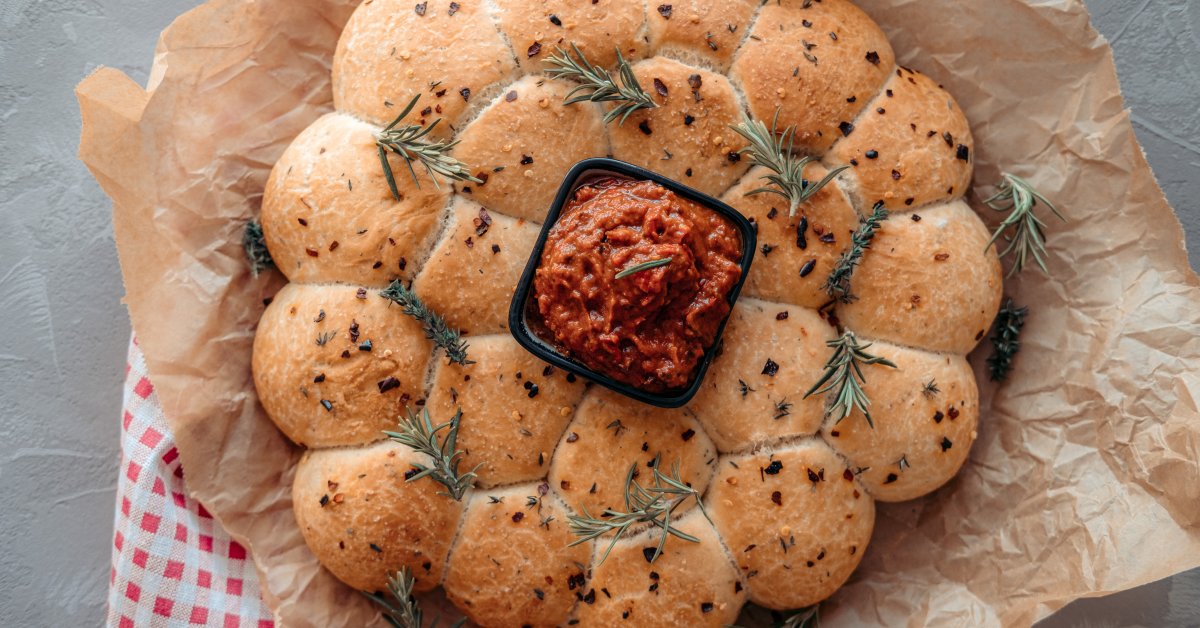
[533,177,743,392]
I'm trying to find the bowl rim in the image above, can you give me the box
[507,157,758,408]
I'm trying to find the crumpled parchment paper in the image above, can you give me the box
[77,0,1200,625]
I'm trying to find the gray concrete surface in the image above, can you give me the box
[0,0,1195,625]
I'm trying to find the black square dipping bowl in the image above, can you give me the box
[508,158,757,408]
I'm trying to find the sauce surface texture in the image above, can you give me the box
[533,177,743,392]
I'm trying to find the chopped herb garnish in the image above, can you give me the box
[242,220,274,276]
[730,108,850,216]
[987,298,1027,381]
[375,94,481,200]
[567,457,711,566]
[804,331,897,428]
[825,202,889,303]
[615,257,672,279]
[380,280,471,365]
[983,173,1065,277]
[383,407,479,501]
[363,567,464,628]
[545,44,659,125]
[773,399,792,420]
[922,380,940,399]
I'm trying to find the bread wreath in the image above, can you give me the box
[254,0,1002,624]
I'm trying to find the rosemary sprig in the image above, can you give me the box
[365,568,465,628]
[375,94,481,200]
[380,280,472,365]
[731,109,850,217]
[243,220,274,276]
[804,331,897,428]
[777,606,820,628]
[983,173,1065,277]
[545,44,658,125]
[824,202,889,303]
[987,298,1027,382]
[384,407,479,501]
[615,257,672,279]
[567,457,710,566]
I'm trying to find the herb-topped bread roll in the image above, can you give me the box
[252,282,431,448]
[332,0,518,129]
[250,0,1009,621]
[292,440,465,593]
[442,483,592,627]
[261,112,449,288]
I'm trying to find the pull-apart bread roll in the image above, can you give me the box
[647,0,761,70]
[292,441,465,593]
[492,0,650,72]
[333,0,519,129]
[261,112,449,288]
[252,283,431,448]
[443,484,592,628]
[731,0,895,155]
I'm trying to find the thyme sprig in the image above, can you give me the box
[384,407,479,501]
[567,457,710,566]
[987,298,1027,382]
[615,257,672,279]
[983,173,1065,277]
[365,567,465,628]
[804,331,897,428]
[731,109,850,217]
[375,94,481,200]
[545,44,658,125]
[243,220,274,276]
[824,202,889,303]
[380,280,472,365]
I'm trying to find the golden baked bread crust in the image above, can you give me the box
[249,0,1007,619]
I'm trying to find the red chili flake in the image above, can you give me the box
[905,197,915,206]
[512,512,524,522]
[941,437,953,451]
[819,232,835,244]
[319,494,329,507]
[770,491,782,506]
[948,406,960,420]
[681,429,695,441]
[877,107,886,114]
[683,114,695,126]
[491,244,501,254]
[560,480,571,491]
[464,236,474,248]
[934,252,950,261]
[583,589,596,604]
[884,473,898,484]
[687,74,702,90]
[796,216,808,249]
[830,430,839,437]
[838,121,855,136]
[642,547,657,563]
[398,258,407,271]
[566,432,578,443]
[776,311,789,320]
[802,19,812,28]
[657,4,672,18]
[520,154,534,165]
[314,373,326,383]
[505,90,518,102]
[356,288,367,299]
[653,78,668,98]
[414,3,426,16]
[349,321,361,343]
[305,248,319,257]
[447,2,460,16]
[807,469,820,484]
[685,168,693,177]
[297,218,308,226]
[474,207,493,236]
[638,120,652,135]
[340,350,351,358]
[378,377,401,393]
[420,106,432,116]
[372,261,383,269]
[892,170,902,180]
[865,149,879,159]
[843,468,854,481]
[956,144,970,161]
[764,460,783,475]
[943,132,954,147]
[912,214,922,222]
[459,87,471,101]
[549,14,562,26]
[527,42,542,57]
[761,358,779,376]
[866,51,881,65]
[727,151,741,163]
[799,259,816,277]
[933,410,944,423]
[701,602,714,614]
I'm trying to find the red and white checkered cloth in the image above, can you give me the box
[107,337,273,627]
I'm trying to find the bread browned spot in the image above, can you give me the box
[411,198,539,335]
[731,0,894,155]
[451,76,608,223]
[607,56,749,197]
[707,440,874,609]
[493,0,649,73]
[575,508,746,626]
[837,200,1003,354]
[826,67,974,209]
[647,0,760,70]
[333,0,518,128]
[549,388,717,519]
[443,485,591,627]
[721,164,860,309]
[292,441,465,593]
[252,283,431,448]
[820,339,979,502]
[261,113,449,287]
[687,299,837,453]
[426,335,587,487]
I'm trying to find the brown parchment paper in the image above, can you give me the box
[77,0,1200,626]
